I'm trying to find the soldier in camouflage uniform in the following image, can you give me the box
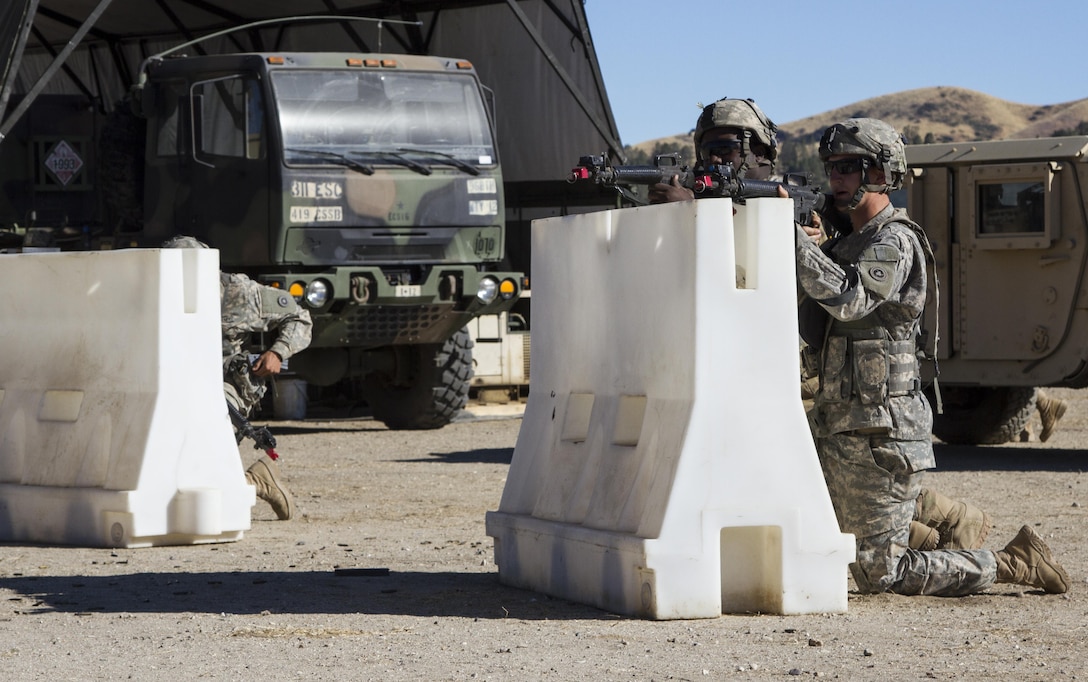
[648,97,780,291]
[655,100,990,552]
[165,236,313,521]
[796,118,1069,595]
[648,96,779,205]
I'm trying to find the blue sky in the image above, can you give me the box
[583,0,1088,144]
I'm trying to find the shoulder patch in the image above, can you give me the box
[858,243,902,298]
[260,286,298,313]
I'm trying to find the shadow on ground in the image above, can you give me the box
[0,569,615,620]
[403,447,514,465]
[934,443,1088,473]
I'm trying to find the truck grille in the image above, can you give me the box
[339,304,462,345]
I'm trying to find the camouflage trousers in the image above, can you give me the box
[817,431,998,596]
[224,354,267,418]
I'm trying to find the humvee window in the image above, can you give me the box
[978,181,1045,234]
[966,163,1055,249]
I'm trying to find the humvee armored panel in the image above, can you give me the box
[905,135,1088,443]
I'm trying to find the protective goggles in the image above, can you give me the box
[824,158,869,176]
[700,140,743,160]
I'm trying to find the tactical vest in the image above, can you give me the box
[808,209,937,407]
[819,319,921,405]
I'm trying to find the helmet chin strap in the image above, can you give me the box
[845,187,867,211]
[733,129,754,178]
[700,127,773,180]
[844,158,886,211]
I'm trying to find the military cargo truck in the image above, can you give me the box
[905,135,1088,444]
[1,50,523,429]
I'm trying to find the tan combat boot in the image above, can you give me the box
[915,488,991,549]
[909,521,939,551]
[995,525,1069,594]
[246,455,295,520]
[1037,391,1068,443]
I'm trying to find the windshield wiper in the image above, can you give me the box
[396,148,481,176]
[285,147,375,175]
[349,150,432,176]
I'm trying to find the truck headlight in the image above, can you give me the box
[305,279,330,307]
[476,276,498,303]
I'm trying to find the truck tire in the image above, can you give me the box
[929,386,1036,445]
[366,327,474,430]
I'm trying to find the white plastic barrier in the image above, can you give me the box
[0,248,253,547]
[485,198,855,619]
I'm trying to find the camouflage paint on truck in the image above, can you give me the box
[905,135,1088,442]
[133,51,522,427]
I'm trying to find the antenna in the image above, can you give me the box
[134,15,423,87]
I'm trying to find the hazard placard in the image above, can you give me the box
[44,140,85,186]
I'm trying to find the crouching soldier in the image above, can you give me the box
[165,236,313,520]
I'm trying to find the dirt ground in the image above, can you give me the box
[1,389,1086,681]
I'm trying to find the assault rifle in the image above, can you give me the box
[569,153,830,227]
[227,400,280,460]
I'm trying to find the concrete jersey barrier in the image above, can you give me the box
[0,248,253,547]
[485,197,855,619]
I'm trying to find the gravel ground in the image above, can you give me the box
[1,390,1086,681]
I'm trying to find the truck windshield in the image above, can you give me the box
[272,69,496,168]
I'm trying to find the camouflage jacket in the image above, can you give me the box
[795,204,934,448]
[220,272,313,363]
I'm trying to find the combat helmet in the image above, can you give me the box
[819,118,907,208]
[693,97,778,178]
[162,235,210,249]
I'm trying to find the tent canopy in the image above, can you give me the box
[0,0,624,182]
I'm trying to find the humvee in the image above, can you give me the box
[905,135,1088,444]
[0,49,523,429]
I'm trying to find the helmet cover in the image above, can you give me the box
[819,118,906,191]
[693,97,778,162]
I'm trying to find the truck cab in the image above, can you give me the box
[131,51,522,428]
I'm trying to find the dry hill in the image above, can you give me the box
[780,86,1088,143]
[630,87,1088,163]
